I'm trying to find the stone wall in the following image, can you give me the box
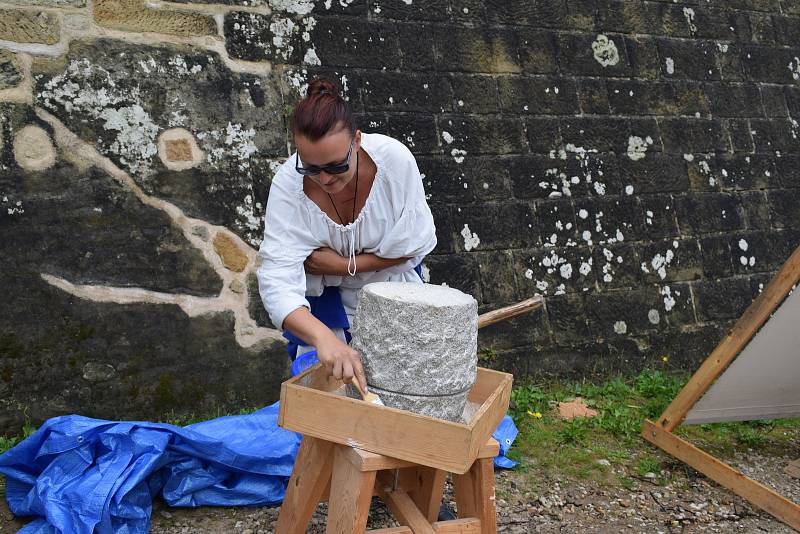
[1,0,798,434]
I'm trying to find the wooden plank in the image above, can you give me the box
[326,445,377,534]
[407,467,448,523]
[275,437,333,534]
[280,366,512,474]
[367,528,413,534]
[471,457,498,534]
[477,296,543,329]
[467,372,512,461]
[432,518,482,533]
[343,446,418,471]
[466,368,507,406]
[657,245,800,432]
[642,419,800,531]
[377,472,436,534]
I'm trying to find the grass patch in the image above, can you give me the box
[0,423,37,455]
[509,368,800,491]
[1,369,798,496]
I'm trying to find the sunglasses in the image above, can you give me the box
[295,137,355,176]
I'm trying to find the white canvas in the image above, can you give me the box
[684,287,800,425]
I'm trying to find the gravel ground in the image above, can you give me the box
[147,454,799,534]
[2,447,797,533]
[157,432,797,533]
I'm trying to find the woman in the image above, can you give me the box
[256,77,437,394]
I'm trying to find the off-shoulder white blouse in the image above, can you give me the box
[257,132,437,330]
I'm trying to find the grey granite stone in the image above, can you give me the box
[351,282,478,422]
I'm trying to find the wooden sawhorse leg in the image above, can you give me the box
[275,436,334,534]
[277,438,499,534]
[326,445,378,534]
[452,457,497,534]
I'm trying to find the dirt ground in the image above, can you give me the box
[2,445,797,534]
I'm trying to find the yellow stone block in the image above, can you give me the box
[213,232,249,273]
[93,0,216,37]
[0,10,60,45]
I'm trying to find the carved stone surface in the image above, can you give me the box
[351,282,478,422]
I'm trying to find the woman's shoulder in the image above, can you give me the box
[362,132,416,168]
[269,156,302,195]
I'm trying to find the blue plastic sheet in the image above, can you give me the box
[0,403,301,534]
[491,415,519,469]
[1,350,519,534]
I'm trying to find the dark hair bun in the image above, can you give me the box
[291,75,355,141]
[307,77,340,98]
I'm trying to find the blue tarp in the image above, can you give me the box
[0,350,518,534]
[0,404,301,534]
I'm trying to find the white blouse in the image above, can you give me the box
[256,132,438,330]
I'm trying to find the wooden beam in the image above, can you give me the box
[657,245,800,431]
[478,296,543,329]
[367,528,413,534]
[642,420,800,531]
[432,518,482,533]
[377,472,435,534]
[275,437,334,534]
[343,438,499,472]
[326,445,377,534]
[343,446,418,471]
[407,466,448,523]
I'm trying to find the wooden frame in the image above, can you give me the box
[280,364,512,474]
[642,244,800,531]
[275,436,499,534]
[276,297,542,533]
[279,296,542,475]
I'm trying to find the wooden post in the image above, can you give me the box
[275,436,334,534]
[326,445,378,534]
[407,466,448,523]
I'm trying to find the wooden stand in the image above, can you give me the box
[275,435,501,534]
[276,297,544,533]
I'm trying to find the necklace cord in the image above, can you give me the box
[325,150,359,276]
[326,149,358,225]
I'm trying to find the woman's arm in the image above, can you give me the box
[282,306,368,392]
[304,247,409,276]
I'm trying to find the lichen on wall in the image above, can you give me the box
[1,0,800,429]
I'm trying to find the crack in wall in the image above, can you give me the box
[34,106,284,350]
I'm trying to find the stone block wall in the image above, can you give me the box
[0,0,798,433]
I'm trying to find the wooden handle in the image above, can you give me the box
[350,377,383,404]
[478,296,544,329]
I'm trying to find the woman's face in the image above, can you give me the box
[295,128,361,195]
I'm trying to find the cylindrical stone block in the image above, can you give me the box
[350,282,478,422]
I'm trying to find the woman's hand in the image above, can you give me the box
[315,333,368,393]
[304,247,347,275]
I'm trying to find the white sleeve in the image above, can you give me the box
[373,146,437,261]
[256,168,319,330]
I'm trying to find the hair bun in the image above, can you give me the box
[307,76,340,98]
